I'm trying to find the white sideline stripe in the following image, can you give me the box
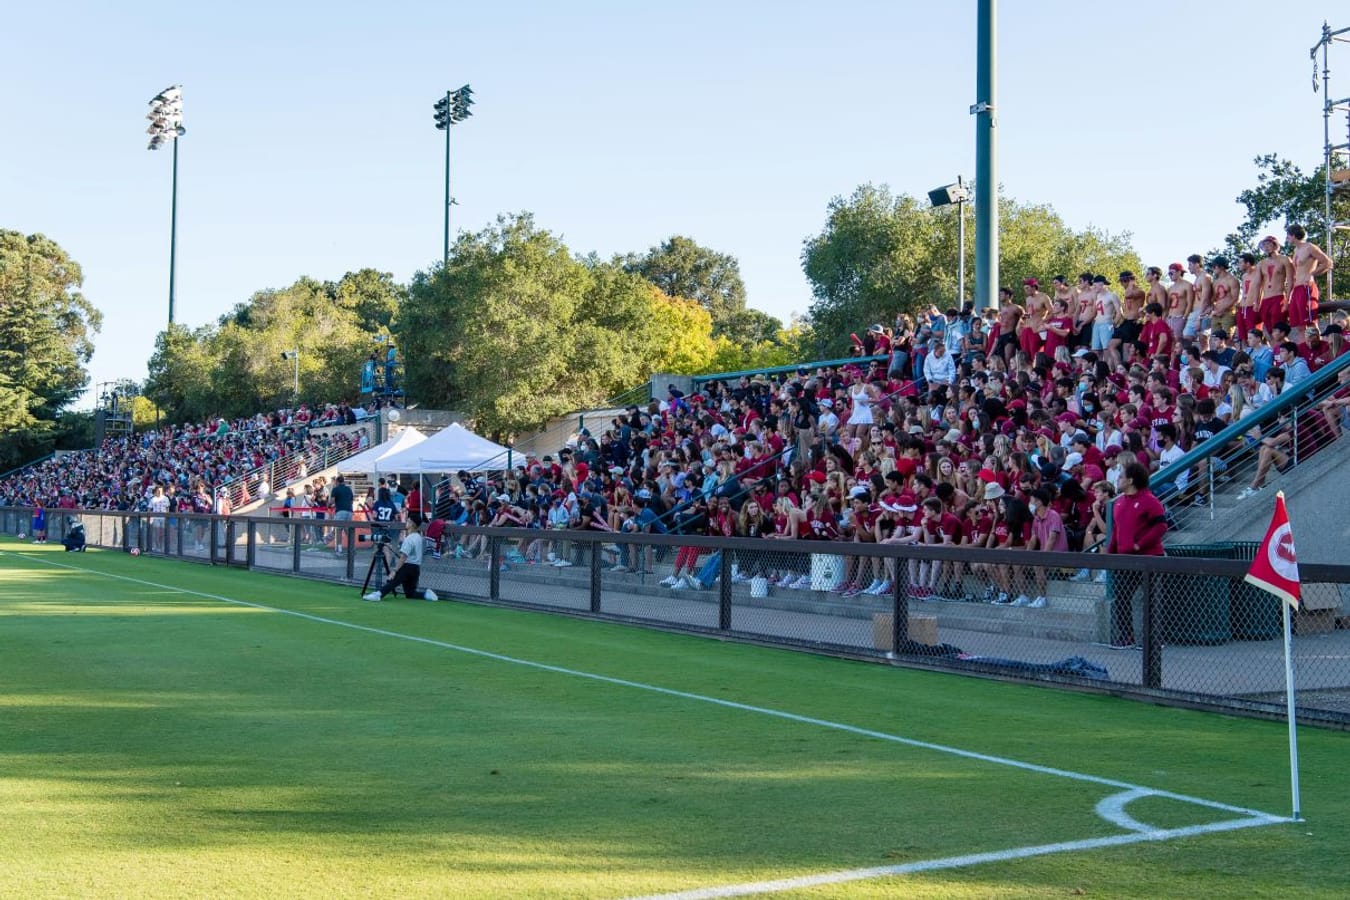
[627,815,1278,900]
[3,551,1289,827]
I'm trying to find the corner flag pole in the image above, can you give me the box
[1282,599,1302,821]
[1243,489,1302,821]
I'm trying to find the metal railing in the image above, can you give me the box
[1151,350,1350,538]
[6,506,1347,728]
[218,438,367,510]
[691,354,890,387]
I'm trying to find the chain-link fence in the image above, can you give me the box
[5,507,1348,726]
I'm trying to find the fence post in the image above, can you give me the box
[247,520,257,568]
[1292,407,1299,465]
[489,537,501,601]
[718,551,732,630]
[589,540,602,614]
[291,520,301,574]
[345,523,355,581]
[891,557,910,652]
[1141,570,1162,689]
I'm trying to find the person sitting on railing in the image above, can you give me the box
[1235,367,1293,501]
[1316,365,1350,440]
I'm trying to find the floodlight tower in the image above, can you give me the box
[146,85,185,325]
[433,84,475,267]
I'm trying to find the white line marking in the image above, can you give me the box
[2,551,1290,828]
[1095,788,1160,834]
[626,816,1279,899]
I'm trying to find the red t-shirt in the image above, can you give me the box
[1045,316,1074,356]
[803,509,839,540]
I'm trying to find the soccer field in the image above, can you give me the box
[1,542,1346,898]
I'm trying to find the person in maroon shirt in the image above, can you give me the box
[1106,462,1168,647]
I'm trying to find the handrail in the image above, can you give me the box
[1151,349,1350,492]
[691,354,890,387]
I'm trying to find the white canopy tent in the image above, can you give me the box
[338,427,426,475]
[376,422,513,475]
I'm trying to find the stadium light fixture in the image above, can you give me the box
[929,177,971,308]
[433,84,474,267]
[146,84,185,325]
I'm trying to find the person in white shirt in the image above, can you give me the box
[364,512,438,601]
[1199,351,1231,390]
[922,340,957,389]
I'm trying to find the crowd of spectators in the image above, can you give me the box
[424,232,1342,607]
[0,403,375,514]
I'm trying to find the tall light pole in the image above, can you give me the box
[972,0,998,311]
[433,84,474,268]
[281,350,299,404]
[146,85,185,325]
[929,177,971,307]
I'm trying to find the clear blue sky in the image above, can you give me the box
[1,1,1336,408]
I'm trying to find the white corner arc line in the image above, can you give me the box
[3,551,1290,827]
[625,815,1279,900]
[1096,788,1161,834]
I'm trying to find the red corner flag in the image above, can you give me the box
[1245,491,1301,610]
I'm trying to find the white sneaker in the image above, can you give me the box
[1012,594,1031,607]
[790,575,813,590]
[683,573,704,590]
[660,575,680,586]
[362,592,382,602]
[1235,485,1263,501]
[670,579,687,590]
[731,572,750,583]
[1094,571,1108,583]
[553,559,573,567]
[424,589,439,601]
[993,592,1010,605]
[864,579,883,594]
[547,551,557,562]
[1069,568,1090,582]
[868,579,893,595]
[1028,596,1047,609]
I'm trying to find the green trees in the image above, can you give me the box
[801,184,1141,356]
[0,231,102,468]
[144,269,405,424]
[397,215,720,438]
[622,235,748,329]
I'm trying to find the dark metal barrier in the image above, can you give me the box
[4,507,1348,727]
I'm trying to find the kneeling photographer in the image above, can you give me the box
[363,511,438,602]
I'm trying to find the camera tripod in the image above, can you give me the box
[360,534,397,597]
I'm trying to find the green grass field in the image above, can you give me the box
[1,540,1347,898]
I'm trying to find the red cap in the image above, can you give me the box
[1168,262,1184,272]
[1023,277,1039,287]
[1056,412,1078,425]
[806,470,827,484]
[977,467,997,483]
[1261,235,1280,248]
